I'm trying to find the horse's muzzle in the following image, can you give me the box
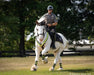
[39,38,43,41]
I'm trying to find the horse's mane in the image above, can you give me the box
[37,16,46,26]
[38,16,45,23]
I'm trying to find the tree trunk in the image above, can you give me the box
[18,0,25,56]
[19,27,25,56]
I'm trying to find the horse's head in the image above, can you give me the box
[35,20,46,42]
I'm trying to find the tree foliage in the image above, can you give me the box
[0,0,94,55]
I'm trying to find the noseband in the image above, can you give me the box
[36,21,46,37]
[36,29,45,37]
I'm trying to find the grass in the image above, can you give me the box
[0,56,94,75]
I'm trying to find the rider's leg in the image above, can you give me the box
[51,32,56,49]
[46,27,56,49]
[50,29,56,49]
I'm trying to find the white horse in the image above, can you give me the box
[31,17,68,71]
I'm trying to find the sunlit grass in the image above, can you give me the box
[0,56,94,75]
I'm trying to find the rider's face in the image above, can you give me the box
[48,10,53,14]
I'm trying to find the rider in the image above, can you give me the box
[42,5,58,49]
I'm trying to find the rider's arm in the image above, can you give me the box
[47,22,57,26]
[52,15,58,26]
[52,22,57,26]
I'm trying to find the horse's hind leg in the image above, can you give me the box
[57,55,63,70]
[49,51,60,71]
[57,49,63,70]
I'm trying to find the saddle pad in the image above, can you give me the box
[56,33,63,44]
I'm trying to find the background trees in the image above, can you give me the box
[0,0,94,56]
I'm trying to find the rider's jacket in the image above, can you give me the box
[43,13,58,30]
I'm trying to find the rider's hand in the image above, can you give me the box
[52,22,57,26]
[47,24,52,27]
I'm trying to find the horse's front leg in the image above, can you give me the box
[31,47,40,71]
[41,45,50,64]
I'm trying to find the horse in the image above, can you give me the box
[31,17,69,71]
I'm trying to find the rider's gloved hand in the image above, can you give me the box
[47,24,52,27]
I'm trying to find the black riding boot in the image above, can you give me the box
[47,27,56,49]
[51,33,56,49]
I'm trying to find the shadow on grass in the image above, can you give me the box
[53,69,94,73]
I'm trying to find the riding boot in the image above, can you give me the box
[51,33,56,49]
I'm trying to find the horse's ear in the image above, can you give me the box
[36,20,40,25]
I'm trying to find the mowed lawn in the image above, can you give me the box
[0,56,94,75]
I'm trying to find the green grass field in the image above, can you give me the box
[0,56,94,75]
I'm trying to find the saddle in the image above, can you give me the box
[50,33,63,49]
[55,33,63,44]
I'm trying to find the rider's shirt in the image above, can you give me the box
[43,13,58,30]
[43,13,58,24]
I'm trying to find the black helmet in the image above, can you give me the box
[47,5,53,10]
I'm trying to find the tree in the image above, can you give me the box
[0,0,38,56]
[0,0,20,56]
[0,0,94,56]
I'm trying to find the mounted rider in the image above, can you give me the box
[42,5,58,49]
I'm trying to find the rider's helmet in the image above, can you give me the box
[47,5,53,10]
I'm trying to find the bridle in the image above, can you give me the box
[35,21,49,49]
[36,29,48,49]
[36,29,45,37]
[35,26,49,49]
[36,26,46,40]
[36,21,46,37]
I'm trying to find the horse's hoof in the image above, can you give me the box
[49,67,54,71]
[31,68,37,71]
[31,65,37,71]
[42,60,48,64]
[42,56,48,64]
[57,68,63,71]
